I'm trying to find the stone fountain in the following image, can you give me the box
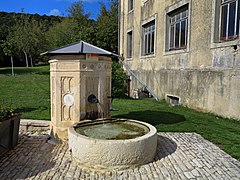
[42,41,157,170]
[68,119,157,170]
[42,41,112,141]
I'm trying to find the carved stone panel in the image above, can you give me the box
[85,77,99,119]
[61,77,74,121]
[51,76,55,119]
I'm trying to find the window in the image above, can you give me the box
[220,0,240,41]
[211,0,240,47]
[167,5,188,51]
[142,20,155,56]
[127,31,133,58]
[128,0,134,12]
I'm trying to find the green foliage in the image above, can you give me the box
[0,11,63,66]
[0,0,119,66]
[111,61,128,98]
[96,0,118,53]
[44,0,119,57]
[67,0,90,28]
[45,0,98,50]
[9,12,48,67]
[76,20,98,45]
[46,18,78,49]
[1,40,14,56]
[0,104,16,121]
[0,12,16,41]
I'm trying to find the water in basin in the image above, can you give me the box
[75,120,150,140]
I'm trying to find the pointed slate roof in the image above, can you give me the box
[41,41,112,56]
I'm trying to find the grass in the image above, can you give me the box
[0,66,239,160]
[111,98,240,161]
[0,66,50,120]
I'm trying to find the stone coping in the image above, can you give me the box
[20,119,50,133]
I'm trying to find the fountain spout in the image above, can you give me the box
[88,94,99,104]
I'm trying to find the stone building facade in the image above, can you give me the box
[120,0,240,119]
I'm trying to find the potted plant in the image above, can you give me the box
[0,104,20,156]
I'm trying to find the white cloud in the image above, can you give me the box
[49,9,61,16]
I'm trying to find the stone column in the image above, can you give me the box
[49,55,112,141]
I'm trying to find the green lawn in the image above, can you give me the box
[0,66,50,120]
[111,99,240,161]
[0,66,239,160]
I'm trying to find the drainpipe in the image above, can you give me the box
[118,0,121,55]
[120,0,125,56]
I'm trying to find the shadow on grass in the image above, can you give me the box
[15,106,48,114]
[0,68,34,75]
[0,67,49,75]
[113,110,186,126]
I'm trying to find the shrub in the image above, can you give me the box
[111,61,128,98]
[0,104,16,122]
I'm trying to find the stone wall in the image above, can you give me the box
[131,69,240,119]
[120,0,240,119]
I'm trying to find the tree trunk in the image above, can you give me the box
[10,55,14,76]
[23,51,29,67]
[30,55,33,67]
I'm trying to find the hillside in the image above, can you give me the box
[0,12,64,66]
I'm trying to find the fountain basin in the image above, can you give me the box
[68,119,157,170]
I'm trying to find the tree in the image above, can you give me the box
[27,20,47,66]
[96,0,119,53]
[1,39,15,75]
[65,0,96,44]
[46,18,79,49]
[8,12,48,67]
[95,0,127,98]
[67,0,90,28]
[46,0,95,49]
[76,20,98,45]
[0,11,64,66]
[10,13,31,67]
[111,60,128,98]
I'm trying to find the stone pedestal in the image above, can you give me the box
[49,55,112,141]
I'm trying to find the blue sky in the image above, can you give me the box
[0,0,108,19]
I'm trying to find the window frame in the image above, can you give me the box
[141,16,156,57]
[211,0,240,48]
[126,30,133,59]
[220,0,239,41]
[169,6,188,51]
[164,0,191,55]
